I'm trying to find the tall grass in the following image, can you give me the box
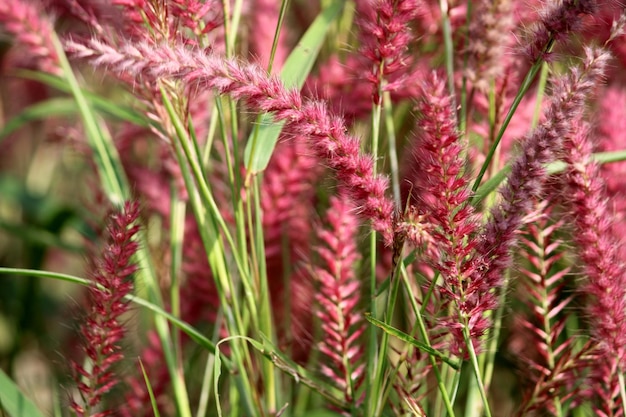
[1,0,626,416]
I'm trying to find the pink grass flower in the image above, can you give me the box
[71,201,140,417]
[314,193,365,406]
[65,39,397,244]
[473,47,608,348]
[464,0,514,92]
[561,119,626,414]
[357,0,421,103]
[525,0,598,62]
[408,73,486,355]
[0,0,60,74]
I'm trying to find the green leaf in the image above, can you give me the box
[365,313,461,370]
[243,0,344,173]
[0,267,222,363]
[15,70,152,128]
[139,359,161,417]
[51,34,128,206]
[472,149,626,206]
[0,368,46,417]
[0,98,78,143]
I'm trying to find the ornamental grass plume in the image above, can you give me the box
[513,204,590,416]
[474,47,609,329]
[561,118,626,414]
[525,0,598,62]
[0,0,60,74]
[65,39,397,244]
[314,193,365,407]
[464,0,514,92]
[408,72,484,356]
[356,0,422,103]
[71,201,140,417]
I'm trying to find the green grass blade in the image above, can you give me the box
[0,368,46,417]
[0,267,227,365]
[139,359,162,417]
[365,313,461,370]
[51,34,128,205]
[243,0,344,173]
[0,98,78,143]
[15,70,153,128]
[472,149,626,206]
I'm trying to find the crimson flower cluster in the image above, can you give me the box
[71,202,140,417]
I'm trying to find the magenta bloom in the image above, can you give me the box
[71,202,140,417]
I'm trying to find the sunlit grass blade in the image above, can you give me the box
[0,368,46,417]
[0,98,77,143]
[51,34,127,205]
[472,149,626,206]
[243,0,344,173]
[15,70,153,128]
[139,359,162,417]
[365,313,461,370]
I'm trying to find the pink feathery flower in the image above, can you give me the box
[169,0,222,36]
[65,39,397,244]
[561,119,626,414]
[357,0,421,103]
[475,47,608,325]
[408,73,485,356]
[595,85,626,263]
[0,0,60,75]
[525,0,598,62]
[314,193,366,406]
[71,201,140,417]
[262,138,320,359]
[464,0,514,92]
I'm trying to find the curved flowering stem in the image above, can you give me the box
[65,38,397,244]
[71,202,140,417]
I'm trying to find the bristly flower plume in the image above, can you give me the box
[357,0,421,103]
[314,194,366,407]
[71,201,140,417]
[0,0,60,74]
[464,0,513,92]
[525,0,598,62]
[65,39,397,244]
[409,72,484,356]
[474,47,609,335]
[561,118,626,415]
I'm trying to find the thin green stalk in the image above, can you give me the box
[463,326,492,417]
[169,187,186,375]
[371,244,406,415]
[213,98,249,273]
[531,63,550,128]
[383,91,400,205]
[139,360,162,417]
[250,174,279,411]
[472,39,555,192]
[266,0,290,74]
[366,76,384,415]
[161,90,259,415]
[618,367,626,417]
[481,270,510,391]
[400,267,456,417]
[196,311,224,417]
